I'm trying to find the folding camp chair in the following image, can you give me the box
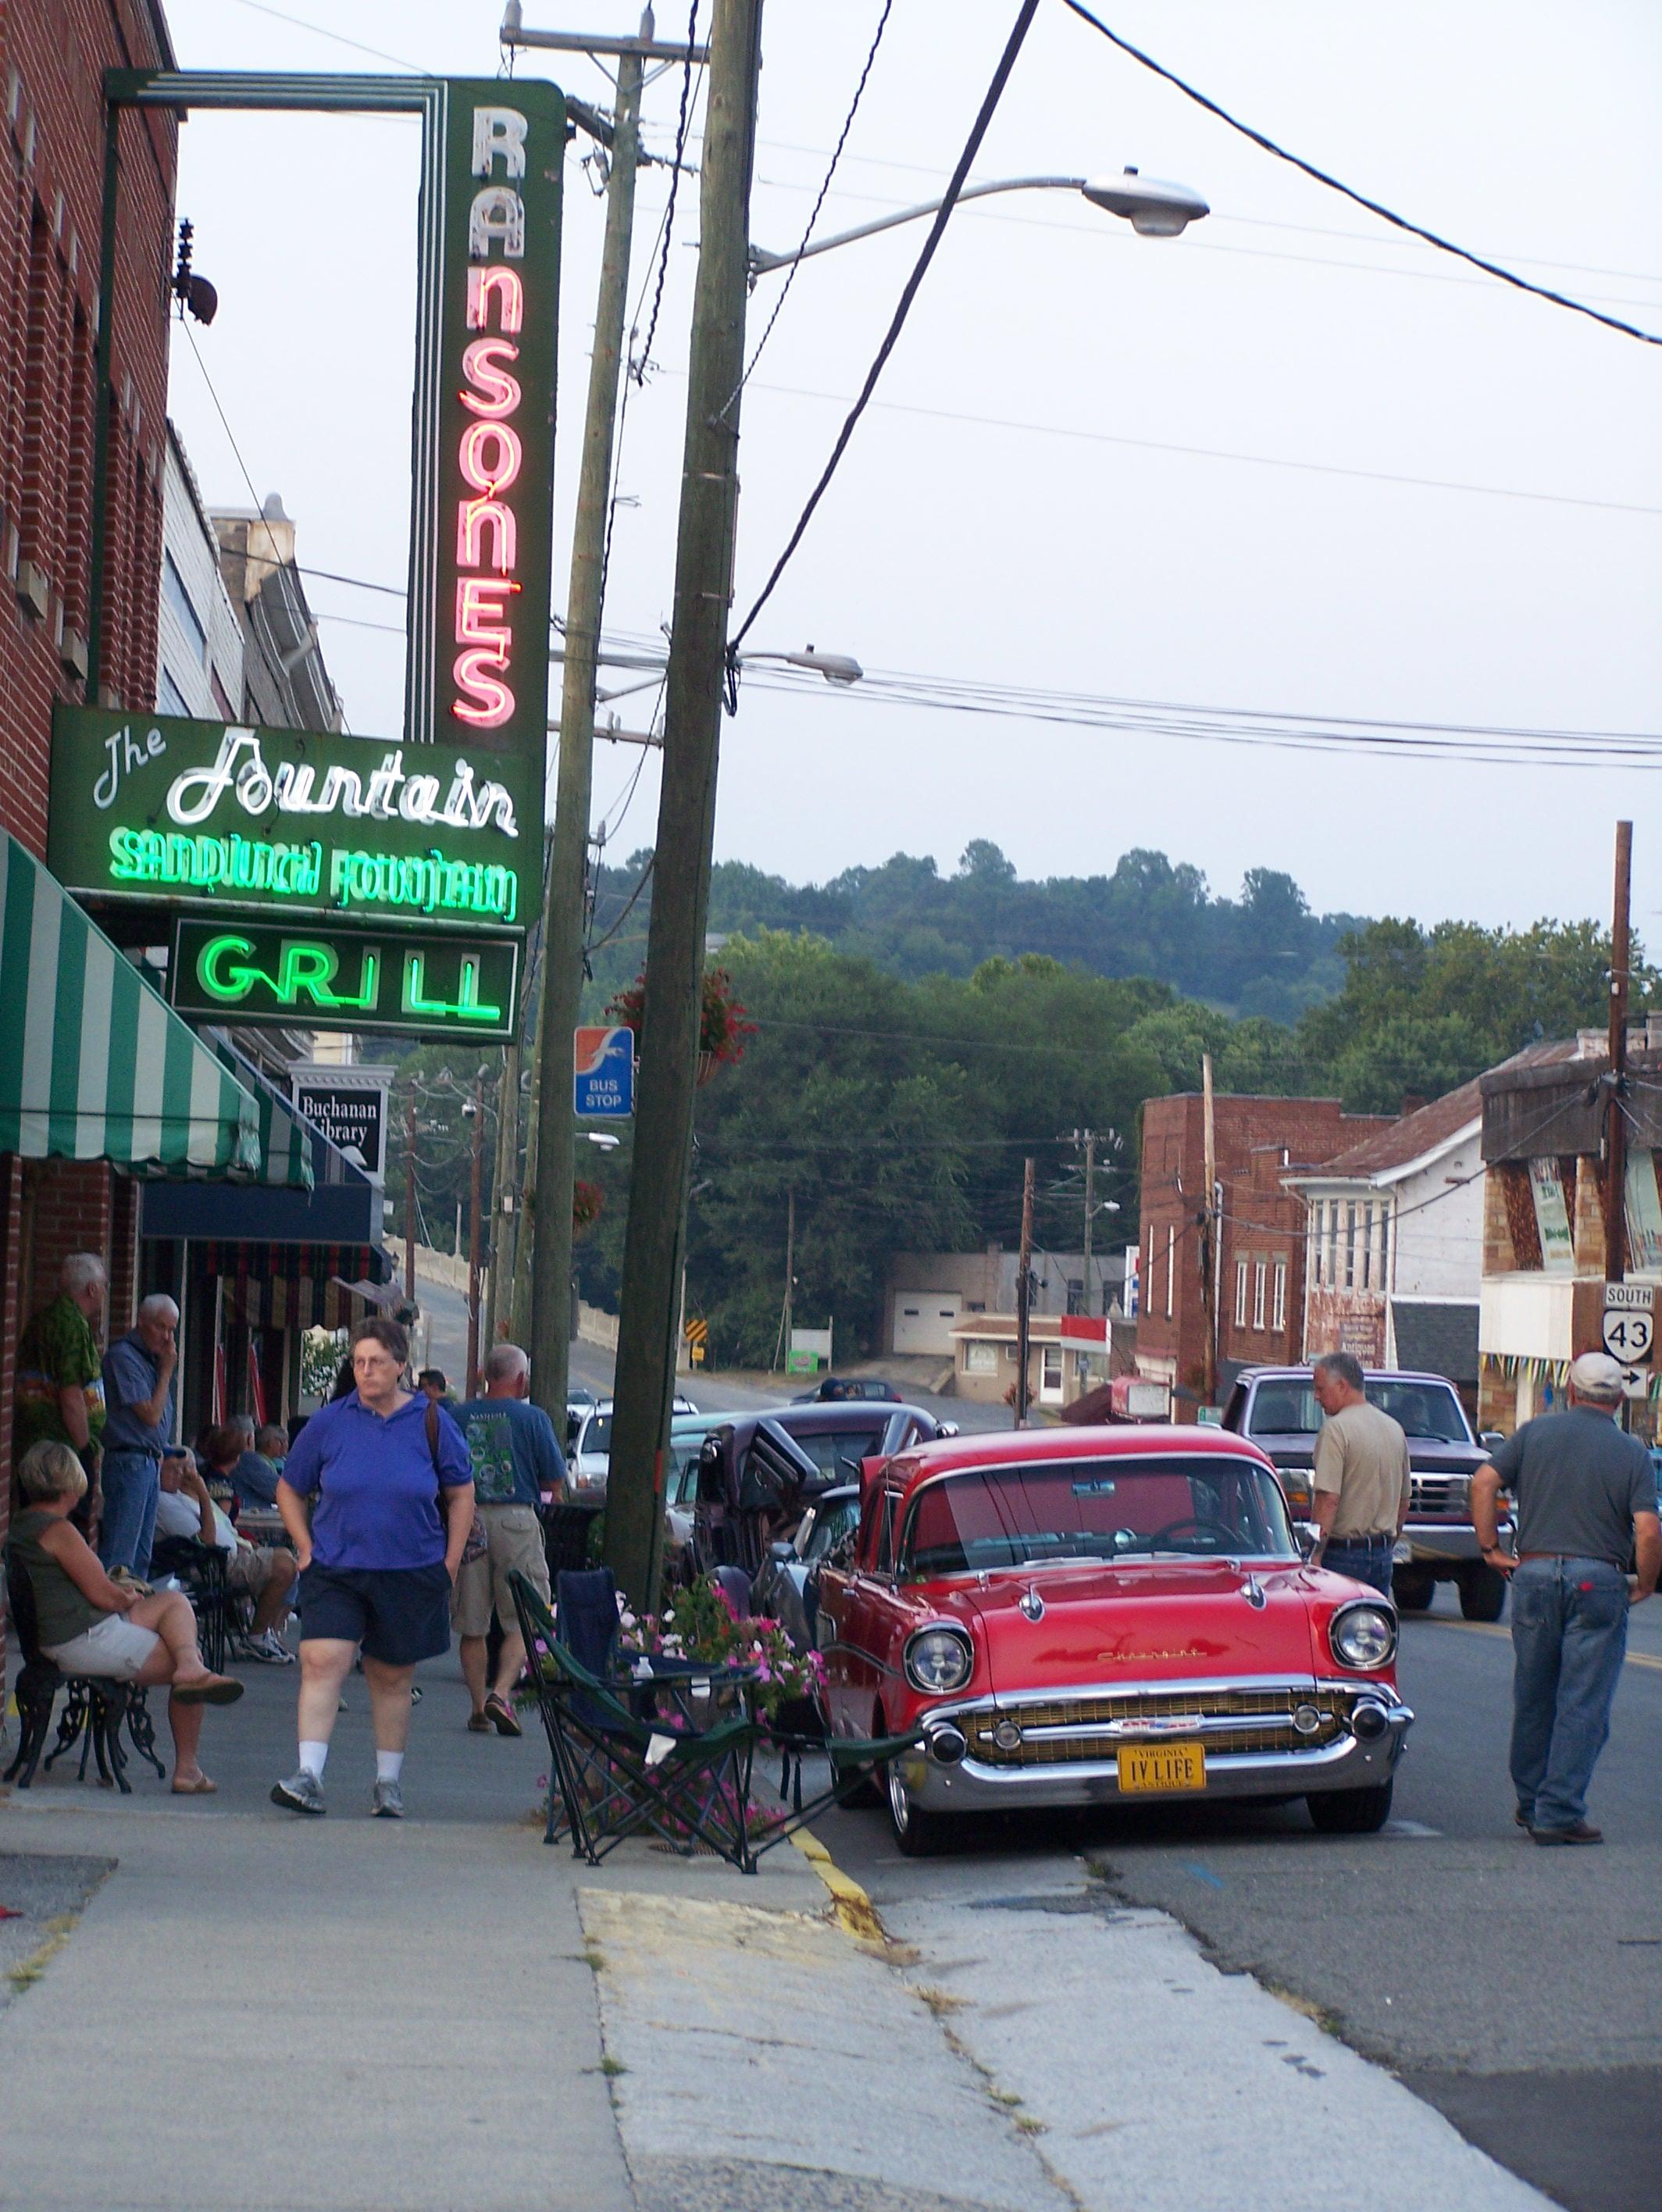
[509,1568,766,1871]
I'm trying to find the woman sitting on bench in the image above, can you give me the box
[9,1440,244,1793]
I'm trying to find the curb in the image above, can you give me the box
[790,1825,887,1946]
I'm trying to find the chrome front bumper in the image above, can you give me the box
[895,1679,1414,1813]
[1397,1522,1510,1568]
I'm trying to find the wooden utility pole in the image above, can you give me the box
[403,1079,416,1305]
[1015,1156,1036,1427]
[781,1186,796,1372]
[530,16,651,1426]
[1080,1129,1096,1315]
[485,1043,519,1350]
[1201,1052,1218,1405]
[606,0,763,1605]
[466,1074,485,1392]
[1605,819,1634,1283]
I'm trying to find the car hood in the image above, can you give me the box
[928,1559,1323,1691]
[1249,1432,1482,1474]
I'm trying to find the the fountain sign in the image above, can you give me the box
[49,709,533,933]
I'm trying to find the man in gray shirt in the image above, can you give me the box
[1472,1350,1660,1845]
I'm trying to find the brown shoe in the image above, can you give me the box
[484,1690,522,1738]
[1530,1821,1603,1846]
[173,1673,245,1706]
[467,1712,492,1733]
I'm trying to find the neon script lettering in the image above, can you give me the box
[197,933,380,1015]
[162,729,518,836]
[453,104,530,733]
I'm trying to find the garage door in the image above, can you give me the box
[894,1292,962,1356]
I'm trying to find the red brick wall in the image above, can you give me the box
[0,0,177,856]
[25,1157,113,1316]
[1138,1094,1396,1402]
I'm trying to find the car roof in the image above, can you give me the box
[879,1423,1277,1498]
[1237,1366,1457,1387]
[769,1401,931,1433]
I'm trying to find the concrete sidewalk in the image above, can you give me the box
[2,1647,1553,2212]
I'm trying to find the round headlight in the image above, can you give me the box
[904,1624,973,1695]
[1329,1602,1396,1671]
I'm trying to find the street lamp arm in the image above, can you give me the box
[748,176,1086,276]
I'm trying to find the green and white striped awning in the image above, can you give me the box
[0,833,261,1176]
[207,1033,316,1192]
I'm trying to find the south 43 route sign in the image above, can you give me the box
[1602,1284,1654,1366]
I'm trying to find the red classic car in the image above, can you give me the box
[816,1425,1413,1854]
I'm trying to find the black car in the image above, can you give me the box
[687,1400,948,1586]
[751,1483,862,1650]
[791,1375,904,1404]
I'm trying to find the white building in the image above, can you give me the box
[1284,1080,1484,1390]
[158,421,242,720]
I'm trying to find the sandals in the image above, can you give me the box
[171,1774,218,1795]
[483,1691,522,1738]
[173,1674,245,1706]
[467,1712,493,1733]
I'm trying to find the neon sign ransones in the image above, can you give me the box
[453,107,532,733]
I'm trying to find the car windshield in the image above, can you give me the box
[580,1414,613,1458]
[1246,1379,1469,1444]
[799,1495,861,1560]
[901,1455,1297,1575]
[789,1427,879,1479]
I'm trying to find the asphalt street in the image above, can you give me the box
[812,1579,1662,2212]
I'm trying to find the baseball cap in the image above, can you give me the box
[1568,1350,1627,1396]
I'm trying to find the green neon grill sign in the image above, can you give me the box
[171,920,519,1041]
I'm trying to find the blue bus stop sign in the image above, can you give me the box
[574,1025,634,1117]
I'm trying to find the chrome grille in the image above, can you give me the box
[963,1686,1355,1766]
[1411,1474,1468,1515]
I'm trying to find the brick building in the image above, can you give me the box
[0,5,265,1664]
[1136,1094,1394,1407]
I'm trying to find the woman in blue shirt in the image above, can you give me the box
[271,1316,473,1820]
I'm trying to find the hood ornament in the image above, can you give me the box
[1243,1573,1267,1611]
[1018,1585,1045,1622]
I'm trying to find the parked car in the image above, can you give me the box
[687,1415,830,1583]
[816,1424,1414,1855]
[564,1386,597,1452]
[1219,1366,1511,1621]
[793,1376,904,1404]
[751,1482,862,1650]
[767,1399,950,1481]
[568,1394,702,1504]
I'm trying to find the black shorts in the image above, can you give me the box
[297,1561,452,1667]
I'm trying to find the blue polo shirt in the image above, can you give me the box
[102,1330,177,1456]
[281,1391,473,1571]
[453,1395,566,1506]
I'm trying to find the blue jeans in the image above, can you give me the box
[98,1449,160,1579]
[1323,1536,1396,1599]
[1509,1556,1629,1831]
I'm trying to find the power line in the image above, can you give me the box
[1059,0,1662,350]
[724,373,1661,522]
[730,0,1043,651]
[723,0,896,415]
[629,0,700,388]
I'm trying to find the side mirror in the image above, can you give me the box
[1478,1432,1504,1454]
[768,1539,791,1561]
[936,1422,960,1439]
[1294,1521,1322,1561]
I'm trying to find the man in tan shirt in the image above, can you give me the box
[1309,1351,1411,1598]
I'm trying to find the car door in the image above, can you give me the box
[819,1479,898,1735]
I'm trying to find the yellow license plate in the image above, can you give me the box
[1117,1742,1206,1794]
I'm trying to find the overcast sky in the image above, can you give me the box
[162,0,1662,943]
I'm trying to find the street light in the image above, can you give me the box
[747,166,1208,276]
[545,644,863,740]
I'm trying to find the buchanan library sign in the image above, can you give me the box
[54,70,565,1041]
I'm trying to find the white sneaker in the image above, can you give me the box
[244,1630,295,1667]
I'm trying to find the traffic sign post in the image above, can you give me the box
[1601,1283,1654,1399]
[574,1026,635,1118]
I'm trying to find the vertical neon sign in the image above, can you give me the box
[429,79,562,776]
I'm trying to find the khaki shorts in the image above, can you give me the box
[43,1613,161,1682]
[451,1504,550,1639]
[225,1544,290,1600]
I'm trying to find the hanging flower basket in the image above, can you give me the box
[605,965,757,1077]
[572,1179,604,1240]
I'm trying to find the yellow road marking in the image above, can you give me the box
[1414,1616,1662,1671]
[790,1825,888,1945]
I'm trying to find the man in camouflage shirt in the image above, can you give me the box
[16,1252,109,1533]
